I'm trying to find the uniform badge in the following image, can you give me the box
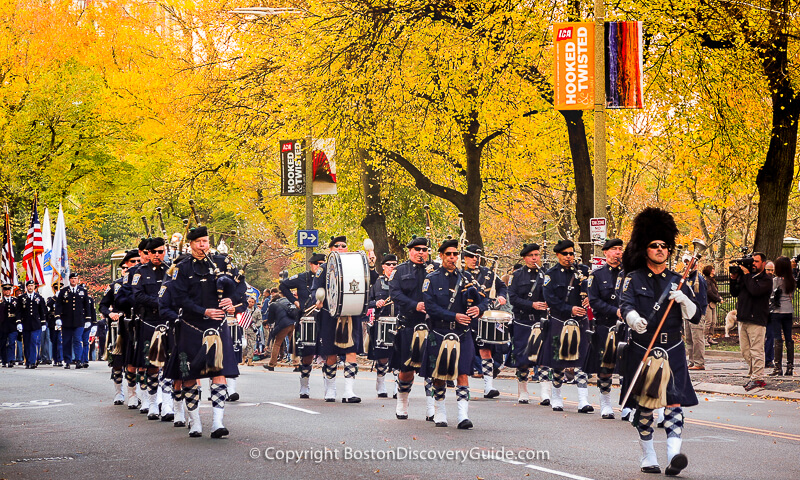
[122,273,129,283]
[543,275,551,286]
[132,274,141,286]
[507,276,512,286]
[289,274,298,280]
[114,284,122,294]
[388,270,396,281]
[158,285,167,297]
[623,277,631,292]
[172,269,178,280]
[422,279,430,292]
[587,276,593,288]
[104,286,110,294]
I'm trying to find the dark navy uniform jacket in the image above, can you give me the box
[280,271,314,309]
[0,296,18,334]
[132,262,167,323]
[18,292,47,331]
[99,278,124,319]
[422,268,489,325]
[116,263,145,317]
[170,255,247,322]
[619,267,704,345]
[587,263,622,327]
[543,264,588,320]
[55,285,92,328]
[388,260,433,325]
[467,265,508,304]
[508,265,546,323]
[158,271,181,324]
[367,275,393,318]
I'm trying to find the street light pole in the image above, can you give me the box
[593,0,607,258]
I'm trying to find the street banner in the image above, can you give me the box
[553,22,595,110]
[51,204,70,283]
[605,21,644,109]
[311,138,337,195]
[40,207,54,298]
[280,139,307,196]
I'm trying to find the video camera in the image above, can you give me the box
[729,247,754,276]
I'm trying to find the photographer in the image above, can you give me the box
[730,252,772,391]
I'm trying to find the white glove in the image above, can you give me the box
[625,310,648,334]
[669,289,697,320]
[17,323,23,333]
[84,321,91,329]
[56,319,62,327]
[241,335,247,349]
[42,325,47,331]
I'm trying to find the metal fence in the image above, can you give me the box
[713,275,800,329]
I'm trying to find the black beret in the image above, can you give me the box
[512,263,523,270]
[119,250,140,268]
[553,239,574,253]
[25,280,35,286]
[138,238,150,251]
[520,243,540,257]
[464,244,482,258]
[309,253,327,263]
[602,238,623,251]
[147,237,165,250]
[328,235,347,248]
[381,254,398,264]
[438,239,459,253]
[187,226,208,241]
[69,272,79,279]
[406,236,429,249]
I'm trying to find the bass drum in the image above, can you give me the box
[326,251,370,317]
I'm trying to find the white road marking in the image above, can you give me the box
[705,397,764,403]
[265,402,320,415]
[0,399,74,410]
[497,458,595,480]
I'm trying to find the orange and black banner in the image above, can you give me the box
[553,22,595,110]
[280,139,306,196]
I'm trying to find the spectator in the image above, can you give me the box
[730,252,772,391]
[684,256,709,370]
[263,291,299,371]
[242,296,262,366]
[702,265,721,346]
[764,261,776,368]
[769,256,795,377]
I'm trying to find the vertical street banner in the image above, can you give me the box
[280,139,306,196]
[553,22,595,110]
[311,138,337,195]
[605,21,644,109]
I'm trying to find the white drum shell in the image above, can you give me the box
[376,316,397,347]
[326,251,370,316]
[299,316,317,346]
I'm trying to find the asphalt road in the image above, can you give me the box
[2,362,799,480]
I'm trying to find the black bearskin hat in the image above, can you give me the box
[622,207,678,273]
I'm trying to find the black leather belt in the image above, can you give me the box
[431,319,469,331]
[631,330,682,346]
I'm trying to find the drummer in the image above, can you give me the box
[463,244,508,399]
[312,236,363,403]
[366,254,398,398]
[541,239,593,413]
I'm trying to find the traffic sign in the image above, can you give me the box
[590,217,607,243]
[297,229,319,248]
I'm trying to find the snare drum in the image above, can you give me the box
[375,316,397,348]
[326,251,370,316]
[477,310,512,345]
[299,316,317,347]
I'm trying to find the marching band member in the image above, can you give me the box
[312,236,363,403]
[507,243,549,404]
[168,226,247,438]
[160,253,190,426]
[1,283,20,367]
[99,250,140,405]
[366,253,398,398]
[541,240,593,413]
[586,239,624,419]
[420,239,488,429]
[117,238,151,409]
[463,244,508,399]
[279,253,326,398]
[388,236,435,420]
[619,208,701,476]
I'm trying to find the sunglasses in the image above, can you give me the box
[559,251,575,256]
[647,242,669,250]
[411,247,429,252]
[384,262,397,267]
[442,252,459,257]
[151,249,165,254]
[313,261,325,266]
[333,243,347,248]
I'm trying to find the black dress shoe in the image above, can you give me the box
[161,414,174,422]
[518,399,529,404]
[325,398,335,402]
[395,413,408,420]
[640,465,661,474]
[377,393,388,398]
[342,396,361,404]
[601,413,615,419]
[299,394,310,399]
[484,389,500,399]
[64,364,70,369]
[425,415,434,422]
[82,363,89,368]
[539,399,550,406]
[147,413,160,420]
[75,363,82,369]
[210,427,229,438]
[393,393,397,399]
[457,419,473,430]
[25,364,32,369]
[263,365,275,371]
[578,405,594,413]
[665,453,688,476]
[128,403,139,410]
[227,392,240,402]
[552,406,564,412]
[114,400,124,405]
[189,431,202,438]
[435,421,447,427]
[173,421,186,428]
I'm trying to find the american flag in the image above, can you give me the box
[1,205,18,288]
[22,198,45,287]
[237,308,253,329]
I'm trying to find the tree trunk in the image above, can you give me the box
[561,110,594,264]
[358,148,396,259]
